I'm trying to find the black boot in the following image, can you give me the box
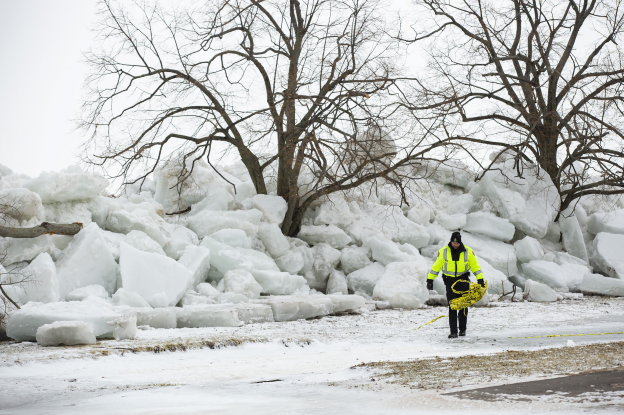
[459,331,466,337]
[448,333,458,339]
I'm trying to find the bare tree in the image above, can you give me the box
[0,199,37,338]
[0,247,39,340]
[81,0,458,235]
[402,0,624,214]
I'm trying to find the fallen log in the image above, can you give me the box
[0,222,83,238]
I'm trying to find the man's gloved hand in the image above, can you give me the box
[426,280,434,291]
[478,279,486,287]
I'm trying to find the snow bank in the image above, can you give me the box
[36,321,97,346]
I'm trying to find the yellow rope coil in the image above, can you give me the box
[414,280,487,330]
[449,279,488,311]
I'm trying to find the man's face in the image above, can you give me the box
[451,241,460,249]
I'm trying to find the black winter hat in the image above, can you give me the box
[450,231,462,243]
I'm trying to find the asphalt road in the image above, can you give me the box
[447,367,624,402]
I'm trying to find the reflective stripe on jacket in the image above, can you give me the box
[427,245,484,280]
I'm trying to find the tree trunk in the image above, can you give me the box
[0,222,83,238]
[535,123,560,190]
[239,146,268,195]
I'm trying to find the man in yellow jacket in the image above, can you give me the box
[426,231,485,338]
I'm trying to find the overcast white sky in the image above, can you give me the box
[0,0,97,177]
[0,1,419,178]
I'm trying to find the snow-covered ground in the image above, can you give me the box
[3,153,624,413]
[1,297,623,414]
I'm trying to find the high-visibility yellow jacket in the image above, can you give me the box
[427,245,484,281]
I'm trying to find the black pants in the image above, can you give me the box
[443,275,470,334]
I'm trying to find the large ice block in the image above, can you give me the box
[346,262,386,296]
[462,212,515,242]
[56,223,119,299]
[120,242,193,307]
[592,232,624,279]
[267,295,334,322]
[372,261,429,303]
[176,305,242,328]
[6,298,120,341]
[581,274,624,297]
[36,321,97,346]
[524,279,558,302]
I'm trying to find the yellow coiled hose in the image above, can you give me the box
[449,279,488,311]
